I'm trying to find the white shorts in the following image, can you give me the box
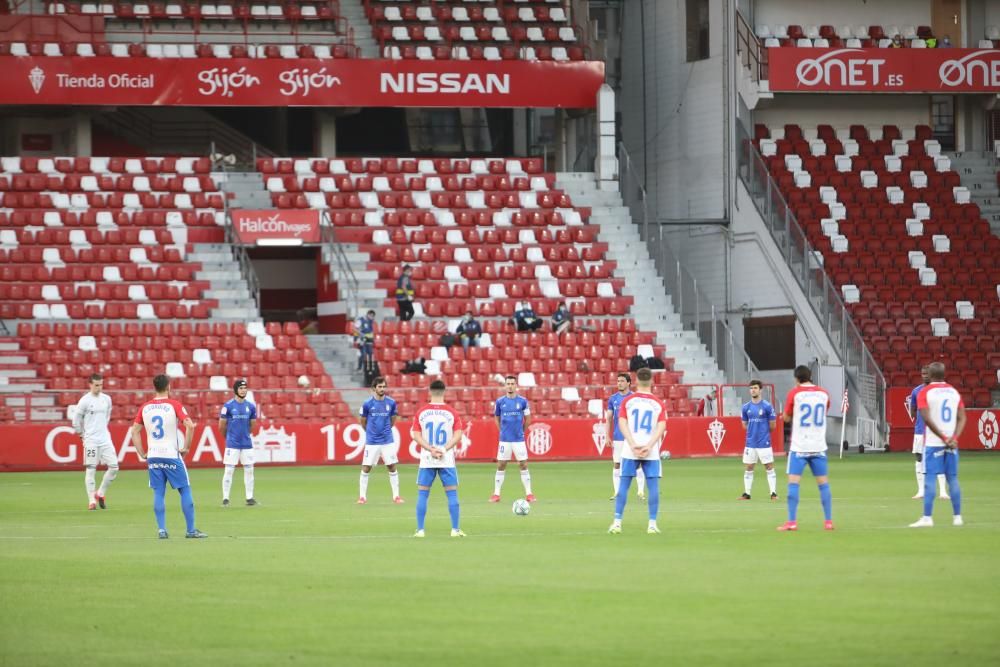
[84,442,117,468]
[612,440,625,464]
[912,434,925,454]
[743,447,774,465]
[362,443,399,467]
[223,448,256,467]
[497,441,528,462]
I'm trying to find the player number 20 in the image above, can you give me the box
[424,422,448,446]
[631,409,653,434]
[799,403,825,428]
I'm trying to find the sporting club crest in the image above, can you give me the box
[707,419,726,454]
[978,411,998,449]
[252,425,297,463]
[526,423,553,456]
[591,421,608,456]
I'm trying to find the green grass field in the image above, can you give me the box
[2,454,999,666]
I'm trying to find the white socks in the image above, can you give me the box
[613,467,621,494]
[520,470,532,495]
[359,471,370,499]
[494,471,505,495]
[98,466,118,496]
[636,467,646,495]
[766,468,777,494]
[915,461,924,494]
[244,465,255,500]
[222,465,235,501]
[389,471,400,499]
[85,466,96,501]
[744,471,754,495]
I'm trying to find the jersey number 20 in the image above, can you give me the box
[799,403,825,428]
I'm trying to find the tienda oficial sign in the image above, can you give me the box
[767,47,1000,93]
[232,209,321,244]
[0,57,604,108]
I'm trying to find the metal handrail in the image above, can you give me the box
[320,211,359,320]
[735,123,887,440]
[735,9,767,82]
[618,141,760,385]
[222,199,261,313]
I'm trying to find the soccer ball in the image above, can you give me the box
[660,450,671,460]
[297,375,310,388]
[512,499,531,516]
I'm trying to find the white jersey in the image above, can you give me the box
[618,392,667,461]
[73,392,113,446]
[411,404,464,469]
[785,385,831,453]
[134,398,189,459]
[917,382,964,447]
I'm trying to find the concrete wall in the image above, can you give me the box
[753,0,930,33]
[754,95,932,139]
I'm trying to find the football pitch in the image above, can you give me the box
[2,454,999,667]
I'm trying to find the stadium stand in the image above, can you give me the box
[753,123,1000,407]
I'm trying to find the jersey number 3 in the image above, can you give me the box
[151,415,165,439]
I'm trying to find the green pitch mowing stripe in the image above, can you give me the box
[1,455,998,666]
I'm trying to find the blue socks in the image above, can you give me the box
[787,482,800,521]
[948,475,961,516]
[179,486,196,533]
[446,489,460,530]
[818,483,832,521]
[923,474,936,517]
[645,477,660,521]
[153,486,167,531]
[614,476,633,520]
[416,489,430,530]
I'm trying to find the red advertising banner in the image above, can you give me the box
[0,57,604,108]
[0,416,783,472]
[767,47,1000,93]
[886,387,999,452]
[231,209,321,244]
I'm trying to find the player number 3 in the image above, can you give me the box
[151,415,164,439]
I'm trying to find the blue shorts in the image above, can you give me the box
[787,451,828,477]
[923,446,958,477]
[417,467,458,487]
[620,458,661,479]
[147,457,190,491]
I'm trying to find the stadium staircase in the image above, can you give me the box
[951,152,1000,236]
[0,336,55,421]
[339,0,380,57]
[188,243,259,321]
[556,172,724,386]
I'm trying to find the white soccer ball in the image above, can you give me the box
[660,450,671,460]
[297,375,310,388]
[512,499,531,516]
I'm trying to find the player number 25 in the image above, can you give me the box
[799,403,825,428]
[631,409,653,434]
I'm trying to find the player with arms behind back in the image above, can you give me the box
[906,366,948,501]
[73,373,118,510]
[219,379,258,507]
[777,365,834,532]
[411,380,466,537]
[909,362,966,528]
[606,373,645,501]
[490,375,535,503]
[609,368,667,535]
[130,374,207,539]
[357,376,404,504]
[739,379,778,501]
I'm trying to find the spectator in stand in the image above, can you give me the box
[890,34,903,48]
[354,310,376,371]
[925,36,938,48]
[395,265,416,322]
[512,302,543,333]
[697,388,718,417]
[552,302,573,335]
[455,311,483,351]
[939,35,952,47]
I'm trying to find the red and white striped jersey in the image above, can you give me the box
[133,398,189,459]
[618,392,667,461]
[916,382,964,447]
[784,384,831,453]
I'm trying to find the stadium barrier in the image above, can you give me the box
[0,416,783,472]
[885,387,999,452]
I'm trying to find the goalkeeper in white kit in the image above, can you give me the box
[73,374,118,510]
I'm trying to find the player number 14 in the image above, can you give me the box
[631,409,653,434]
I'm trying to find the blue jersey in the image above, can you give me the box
[355,317,375,345]
[741,399,776,448]
[606,391,632,441]
[360,396,397,445]
[494,395,530,442]
[909,384,926,435]
[220,398,257,449]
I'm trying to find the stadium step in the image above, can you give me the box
[307,334,369,404]
[338,0,381,58]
